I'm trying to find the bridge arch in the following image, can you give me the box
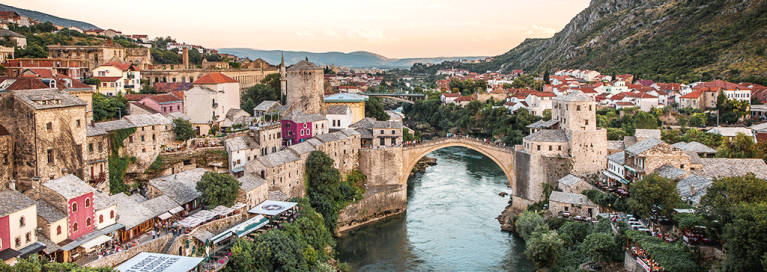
[400,138,516,191]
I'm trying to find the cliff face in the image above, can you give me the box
[493,0,767,80]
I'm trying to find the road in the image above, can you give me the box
[387,110,403,121]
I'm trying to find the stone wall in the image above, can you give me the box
[514,150,531,200]
[0,134,12,189]
[143,68,277,90]
[123,124,175,174]
[359,147,403,186]
[337,184,407,233]
[568,129,608,176]
[287,69,324,115]
[85,234,173,268]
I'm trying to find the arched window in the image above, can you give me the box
[99,215,104,223]
[85,198,91,208]
[19,216,25,227]
[72,202,78,213]
[73,223,79,232]
[86,218,92,227]
[57,226,62,235]
[110,210,115,219]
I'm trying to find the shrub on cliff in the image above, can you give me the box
[515,210,546,241]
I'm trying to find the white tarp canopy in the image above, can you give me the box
[169,207,184,214]
[81,235,111,252]
[116,252,203,272]
[248,200,297,216]
[158,212,173,220]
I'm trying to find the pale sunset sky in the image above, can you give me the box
[7,0,590,58]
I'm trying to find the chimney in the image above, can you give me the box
[690,185,696,196]
[91,119,95,126]
[182,48,189,69]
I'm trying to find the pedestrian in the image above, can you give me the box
[151,229,156,239]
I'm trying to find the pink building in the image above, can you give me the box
[40,175,96,240]
[137,93,183,115]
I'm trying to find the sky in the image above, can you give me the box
[7,0,591,59]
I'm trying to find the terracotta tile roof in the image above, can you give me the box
[442,93,461,97]
[193,73,238,84]
[92,76,122,82]
[170,91,184,100]
[102,62,140,71]
[25,68,55,78]
[455,96,473,102]
[5,77,50,90]
[145,94,182,103]
[533,92,557,97]
[680,90,702,99]
[576,87,597,93]
[615,101,635,106]
[625,92,657,98]
[125,94,151,101]
[694,80,740,90]
[154,82,193,93]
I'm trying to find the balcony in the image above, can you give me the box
[125,85,135,89]
[89,172,106,185]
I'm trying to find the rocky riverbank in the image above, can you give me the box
[410,156,437,177]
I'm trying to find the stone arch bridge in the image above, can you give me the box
[400,137,517,194]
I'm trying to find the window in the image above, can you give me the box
[589,105,592,111]
[380,138,385,146]
[558,146,561,151]
[86,218,91,227]
[141,135,145,141]
[585,120,589,125]
[73,223,79,232]
[25,232,30,243]
[303,123,307,128]
[101,82,107,87]
[392,130,396,135]
[99,215,104,223]
[380,130,384,134]
[47,149,54,164]
[110,210,115,219]
[98,142,103,151]
[576,105,581,111]
[537,145,540,151]
[98,71,105,76]
[152,134,156,141]
[85,198,91,208]
[76,119,81,127]
[129,136,133,143]
[46,122,52,130]
[72,202,78,213]
[287,123,291,128]
[300,130,304,136]
[15,237,21,247]
[88,143,94,152]
[549,146,552,151]
[19,216,25,227]
[680,164,685,169]
[57,226,62,235]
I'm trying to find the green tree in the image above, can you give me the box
[305,151,357,233]
[688,113,705,127]
[92,93,127,121]
[543,70,550,84]
[632,111,658,129]
[581,233,617,265]
[722,203,767,272]
[628,174,679,218]
[365,97,390,121]
[524,229,564,268]
[241,84,279,115]
[516,211,546,241]
[542,109,552,121]
[717,91,728,110]
[717,132,758,158]
[403,128,414,141]
[698,174,767,227]
[196,171,240,208]
[512,78,527,88]
[558,221,591,246]
[173,118,195,141]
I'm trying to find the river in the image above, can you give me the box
[336,147,534,271]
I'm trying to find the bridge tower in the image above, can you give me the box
[286,60,324,115]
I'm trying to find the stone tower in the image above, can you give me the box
[280,52,287,102]
[286,60,324,115]
[552,90,607,176]
[182,48,189,69]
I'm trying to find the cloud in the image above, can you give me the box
[346,28,389,42]
[532,25,557,34]
[325,29,339,37]
[296,31,314,37]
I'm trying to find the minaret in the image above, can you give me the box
[280,52,287,104]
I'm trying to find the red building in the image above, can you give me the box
[39,175,96,240]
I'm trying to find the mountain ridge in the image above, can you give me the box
[0,3,100,30]
[218,48,488,68]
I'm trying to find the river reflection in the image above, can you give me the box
[336,147,533,271]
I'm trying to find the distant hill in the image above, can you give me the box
[0,3,100,30]
[218,48,487,69]
[426,0,767,82]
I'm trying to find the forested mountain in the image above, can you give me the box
[421,0,767,83]
[218,48,486,68]
[0,3,100,30]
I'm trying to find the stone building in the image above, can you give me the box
[349,118,403,148]
[236,175,268,209]
[0,124,12,189]
[623,138,690,182]
[252,124,282,156]
[84,124,109,192]
[94,114,174,172]
[557,174,592,194]
[286,60,324,115]
[552,91,607,176]
[326,105,353,130]
[47,43,127,70]
[3,58,89,80]
[548,191,599,218]
[185,73,241,135]
[314,130,361,175]
[145,168,206,211]
[0,83,88,189]
[143,67,277,91]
